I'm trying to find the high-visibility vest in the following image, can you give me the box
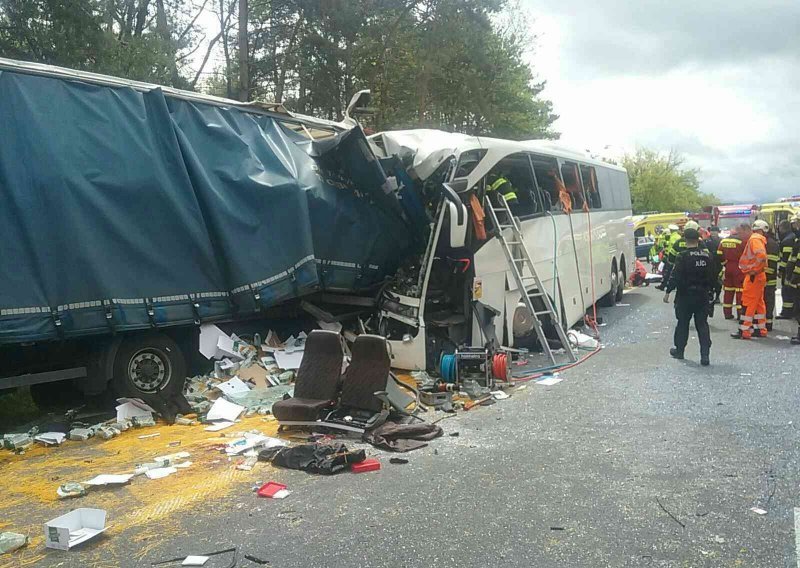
[739,233,767,275]
[487,177,518,202]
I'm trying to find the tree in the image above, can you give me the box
[621,148,719,214]
[0,0,208,87]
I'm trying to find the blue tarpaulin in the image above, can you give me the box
[0,68,412,344]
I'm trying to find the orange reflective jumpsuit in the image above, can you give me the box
[738,233,768,338]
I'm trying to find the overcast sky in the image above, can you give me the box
[522,0,800,203]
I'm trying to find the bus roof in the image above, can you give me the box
[369,129,626,186]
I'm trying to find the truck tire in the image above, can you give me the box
[111,333,186,399]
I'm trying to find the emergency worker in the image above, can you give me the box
[732,221,769,339]
[786,215,800,344]
[717,226,745,319]
[778,218,797,319]
[486,172,519,211]
[704,226,723,303]
[763,223,780,330]
[657,224,682,290]
[662,227,715,366]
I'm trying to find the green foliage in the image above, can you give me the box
[622,148,719,214]
[0,0,558,138]
[244,0,558,139]
[0,0,196,87]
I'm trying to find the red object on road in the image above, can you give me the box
[257,482,288,498]
[351,459,381,473]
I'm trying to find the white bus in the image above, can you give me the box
[369,130,635,371]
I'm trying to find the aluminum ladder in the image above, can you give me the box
[485,195,578,365]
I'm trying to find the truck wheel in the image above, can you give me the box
[111,334,186,399]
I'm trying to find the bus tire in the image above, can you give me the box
[598,262,618,307]
[111,333,186,400]
[615,258,626,303]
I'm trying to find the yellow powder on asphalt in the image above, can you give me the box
[0,415,285,566]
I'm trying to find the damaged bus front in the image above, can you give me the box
[369,130,635,371]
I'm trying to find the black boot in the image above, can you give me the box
[670,347,684,360]
[792,333,800,345]
[700,353,710,366]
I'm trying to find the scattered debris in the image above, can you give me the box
[257,482,290,499]
[44,508,107,550]
[145,467,178,480]
[68,428,94,442]
[34,432,66,446]
[536,377,563,386]
[351,458,381,473]
[82,474,134,487]
[749,507,767,515]
[389,457,409,465]
[57,482,87,499]
[181,556,209,566]
[0,532,28,554]
[138,433,161,440]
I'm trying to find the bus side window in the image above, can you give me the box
[487,153,541,217]
[561,161,585,210]
[580,165,602,209]
[530,155,561,212]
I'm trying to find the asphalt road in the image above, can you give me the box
[36,286,800,567]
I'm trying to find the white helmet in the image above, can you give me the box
[668,224,680,231]
[684,220,700,231]
[753,219,769,232]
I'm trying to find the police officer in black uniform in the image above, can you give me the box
[663,227,716,366]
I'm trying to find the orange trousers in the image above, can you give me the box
[739,272,767,338]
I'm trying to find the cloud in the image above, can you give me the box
[522,0,800,203]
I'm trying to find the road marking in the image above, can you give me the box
[795,507,800,563]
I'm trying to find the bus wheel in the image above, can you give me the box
[598,263,618,307]
[111,333,186,399]
[615,261,626,303]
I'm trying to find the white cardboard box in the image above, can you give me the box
[44,508,107,551]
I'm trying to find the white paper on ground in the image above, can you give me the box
[116,399,155,422]
[750,507,767,515]
[204,421,235,432]
[35,432,66,445]
[215,377,251,396]
[225,433,287,455]
[82,474,134,486]
[199,324,227,359]
[174,461,193,469]
[536,377,563,386]
[271,489,291,499]
[182,556,210,566]
[490,391,510,400]
[145,467,178,480]
[206,398,245,422]
[274,349,304,370]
